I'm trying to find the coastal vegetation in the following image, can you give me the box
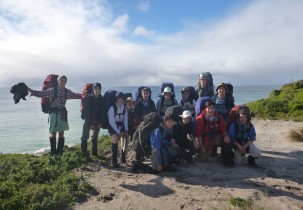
[0,135,112,210]
[248,80,303,122]
[1,81,303,209]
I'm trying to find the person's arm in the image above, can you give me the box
[151,100,157,112]
[67,89,82,99]
[84,96,92,125]
[99,96,105,126]
[218,114,230,143]
[174,98,179,105]
[123,105,128,133]
[156,99,161,115]
[28,88,54,98]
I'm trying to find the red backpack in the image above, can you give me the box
[41,74,58,113]
[80,83,94,119]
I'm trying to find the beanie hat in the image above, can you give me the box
[93,82,101,89]
[216,83,227,92]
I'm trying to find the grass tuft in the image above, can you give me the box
[288,127,303,142]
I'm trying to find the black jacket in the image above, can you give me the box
[84,94,105,125]
[10,82,28,104]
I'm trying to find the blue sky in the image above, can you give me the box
[0,0,302,87]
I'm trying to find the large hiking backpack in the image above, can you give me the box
[80,83,94,120]
[41,74,67,113]
[150,128,179,170]
[195,96,211,116]
[227,105,251,126]
[185,86,199,101]
[200,72,213,87]
[222,82,234,97]
[165,105,183,122]
[133,112,161,156]
[102,90,117,129]
[159,82,175,96]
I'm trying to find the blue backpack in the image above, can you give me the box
[158,82,175,97]
[150,128,179,169]
[134,86,152,101]
[195,96,211,116]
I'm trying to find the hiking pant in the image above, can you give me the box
[245,143,261,158]
[81,122,100,154]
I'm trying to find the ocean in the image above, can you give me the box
[0,85,280,154]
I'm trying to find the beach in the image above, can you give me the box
[72,119,303,210]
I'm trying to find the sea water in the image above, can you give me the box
[0,85,280,154]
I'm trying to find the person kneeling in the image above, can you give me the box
[228,109,261,167]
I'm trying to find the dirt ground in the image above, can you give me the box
[72,119,303,210]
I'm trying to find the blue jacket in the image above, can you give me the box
[228,122,256,145]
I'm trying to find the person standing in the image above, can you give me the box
[135,87,156,127]
[196,72,214,98]
[28,75,82,155]
[156,87,178,121]
[80,83,104,156]
[107,92,128,167]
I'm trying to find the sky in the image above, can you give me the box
[0,0,303,88]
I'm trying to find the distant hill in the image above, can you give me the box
[248,80,303,121]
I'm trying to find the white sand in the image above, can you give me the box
[72,119,303,210]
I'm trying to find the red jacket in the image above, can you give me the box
[196,111,227,139]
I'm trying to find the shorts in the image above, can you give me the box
[108,126,119,136]
[49,113,69,133]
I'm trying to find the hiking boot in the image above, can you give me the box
[81,140,88,154]
[210,146,218,157]
[92,138,98,156]
[49,137,57,155]
[120,150,126,164]
[57,137,65,155]
[248,155,258,167]
[111,143,120,168]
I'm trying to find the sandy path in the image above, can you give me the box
[72,119,303,210]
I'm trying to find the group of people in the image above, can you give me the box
[27,72,261,171]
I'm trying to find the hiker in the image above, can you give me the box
[80,82,104,156]
[180,87,196,117]
[196,72,214,98]
[108,92,128,167]
[228,108,261,167]
[171,110,199,164]
[210,83,235,157]
[196,101,234,166]
[156,87,178,121]
[27,75,81,155]
[134,87,156,127]
[150,114,179,172]
[125,96,135,140]
[211,83,235,122]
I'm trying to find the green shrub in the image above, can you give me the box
[229,197,252,208]
[248,80,303,121]
[0,135,112,210]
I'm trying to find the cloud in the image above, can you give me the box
[137,1,151,12]
[0,0,303,88]
[133,26,155,38]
